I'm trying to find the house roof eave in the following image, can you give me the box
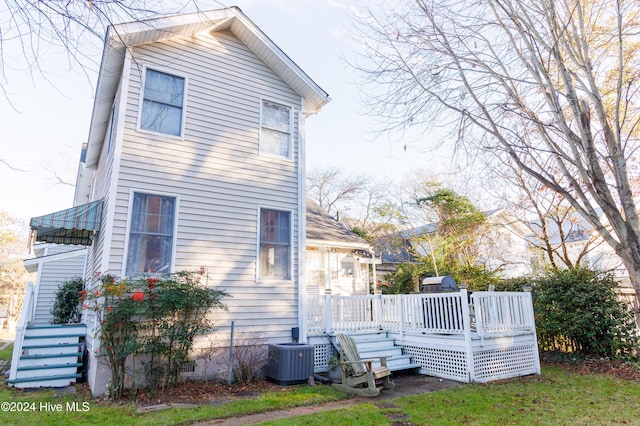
[306,238,372,252]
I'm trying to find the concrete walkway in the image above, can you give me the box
[200,374,464,426]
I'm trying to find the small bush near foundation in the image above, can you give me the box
[51,277,84,324]
[232,333,268,384]
[81,270,228,399]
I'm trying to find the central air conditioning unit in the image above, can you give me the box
[266,343,314,385]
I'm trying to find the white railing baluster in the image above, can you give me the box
[310,291,535,337]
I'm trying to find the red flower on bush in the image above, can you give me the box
[146,277,159,289]
[132,290,145,302]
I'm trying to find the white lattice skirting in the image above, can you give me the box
[403,345,469,381]
[472,344,539,383]
[312,342,336,373]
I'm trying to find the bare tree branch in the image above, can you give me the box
[353,0,640,298]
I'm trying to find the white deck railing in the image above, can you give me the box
[471,291,535,336]
[9,283,35,383]
[307,290,535,337]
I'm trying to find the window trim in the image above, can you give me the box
[121,190,179,277]
[137,65,188,139]
[259,98,294,160]
[257,206,293,282]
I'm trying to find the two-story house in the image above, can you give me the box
[21,7,329,396]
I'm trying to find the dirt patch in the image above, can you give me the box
[558,358,640,381]
[541,352,640,382]
[118,380,287,407]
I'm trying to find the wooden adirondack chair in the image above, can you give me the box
[332,333,394,397]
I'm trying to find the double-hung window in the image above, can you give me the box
[125,193,176,276]
[140,68,185,136]
[259,209,291,280]
[260,100,292,157]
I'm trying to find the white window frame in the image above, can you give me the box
[122,190,179,277]
[257,207,293,281]
[259,98,293,159]
[137,66,187,138]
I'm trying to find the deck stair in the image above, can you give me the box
[332,330,421,372]
[8,324,85,388]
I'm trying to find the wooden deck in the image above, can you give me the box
[307,291,540,383]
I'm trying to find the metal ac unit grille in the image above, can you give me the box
[266,343,314,385]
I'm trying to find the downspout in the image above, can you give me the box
[297,98,308,343]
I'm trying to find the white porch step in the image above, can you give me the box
[12,374,83,388]
[8,324,85,389]
[17,352,83,368]
[16,362,83,379]
[22,342,84,356]
[333,331,421,373]
[22,324,86,338]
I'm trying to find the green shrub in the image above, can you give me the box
[382,262,499,293]
[81,271,228,399]
[495,275,533,292]
[532,267,638,359]
[51,277,84,324]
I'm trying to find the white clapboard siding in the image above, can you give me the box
[86,28,305,346]
[33,250,86,325]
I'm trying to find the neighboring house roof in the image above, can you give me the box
[527,211,597,245]
[79,6,330,202]
[306,199,370,251]
[340,219,418,265]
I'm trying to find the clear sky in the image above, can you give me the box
[0,0,452,222]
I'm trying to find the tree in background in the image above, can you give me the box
[492,160,605,271]
[0,211,29,331]
[415,187,498,289]
[306,167,367,219]
[354,0,640,300]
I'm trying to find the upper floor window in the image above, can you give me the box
[125,192,176,276]
[259,208,291,280]
[140,69,185,137]
[260,100,292,157]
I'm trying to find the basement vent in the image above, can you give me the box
[180,361,196,373]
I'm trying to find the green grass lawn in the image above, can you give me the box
[0,343,13,361]
[1,366,639,425]
[0,382,346,426]
[263,366,640,426]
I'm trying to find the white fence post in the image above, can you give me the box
[323,293,333,334]
[399,295,405,341]
[524,290,541,374]
[460,289,475,383]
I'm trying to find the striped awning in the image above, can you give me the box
[29,199,103,246]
